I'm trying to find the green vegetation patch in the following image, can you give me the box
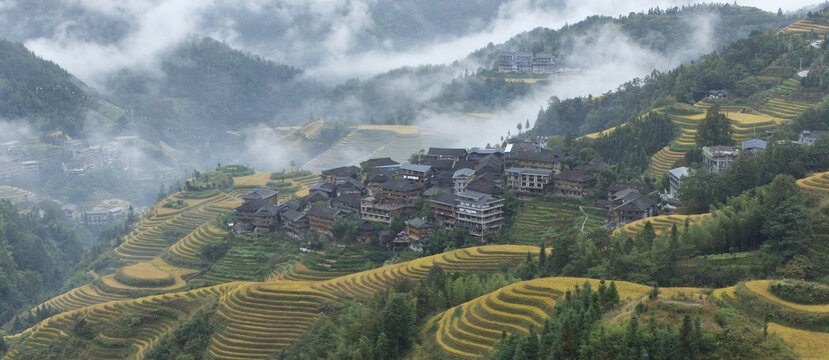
[216,164,254,177]
[769,280,829,305]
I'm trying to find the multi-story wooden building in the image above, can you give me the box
[552,170,596,197]
[506,167,553,198]
[377,179,423,205]
[321,165,361,184]
[428,190,504,240]
[400,164,434,186]
[306,206,342,234]
[360,196,407,224]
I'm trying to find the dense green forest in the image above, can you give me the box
[0,40,89,135]
[0,201,83,325]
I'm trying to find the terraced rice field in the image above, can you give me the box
[205,245,538,359]
[781,19,829,34]
[579,123,626,140]
[797,171,829,194]
[314,245,538,300]
[39,258,196,314]
[366,133,442,164]
[614,214,710,238]
[767,322,829,360]
[758,97,814,119]
[711,286,737,302]
[165,223,229,267]
[356,124,420,135]
[645,146,686,178]
[190,237,278,286]
[208,281,340,360]
[114,192,236,264]
[0,186,37,204]
[276,251,369,281]
[5,283,240,360]
[92,198,131,211]
[727,112,786,142]
[303,129,391,171]
[432,277,705,358]
[509,199,605,244]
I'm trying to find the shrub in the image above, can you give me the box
[768,280,829,305]
[113,271,175,288]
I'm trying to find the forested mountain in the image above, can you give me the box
[0,40,90,135]
[104,38,326,146]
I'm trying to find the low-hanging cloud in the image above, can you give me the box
[4,0,821,86]
[416,13,723,149]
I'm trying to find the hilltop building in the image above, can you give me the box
[498,52,555,73]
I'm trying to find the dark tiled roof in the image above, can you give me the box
[614,194,656,212]
[237,199,269,213]
[451,160,479,171]
[401,163,433,173]
[336,177,365,191]
[332,193,361,209]
[278,198,301,211]
[367,168,394,183]
[574,160,609,172]
[309,182,336,192]
[553,170,595,183]
[361,157,400,168]
[304,192,330,203]
[280,208,307,222]
[242,188,278,200]
[505,142,537,154]
[607,181,653,195]
[380,179,423,192]
[515,150,572,162]
[406,218,432,229]
[253,204,279,217]
[422,159,454,170]
[427,148,467,158]
[430,192,459,206]
[466,174,504,195]
[322,165,361,177]
[306,205,342,219]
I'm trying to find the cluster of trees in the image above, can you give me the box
[676,138,828,213]
[574,111,674,173]
[0,201,84,327]
[185,170,233,192]
[492,281,789,360]
[526,174,827,288]
[695,105,734,146]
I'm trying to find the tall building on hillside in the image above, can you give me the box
[498,52,556,73]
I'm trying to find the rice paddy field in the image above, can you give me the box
[781,19,829,34]
[4,282,241,360]
[797,171,829,194]
[302,127,442,171]
[767,323,829,360]
[113,191,236,264]
[0,186,37,204]
[613,214,711,238]
[431,277,705,358]
[508,197,606,245]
